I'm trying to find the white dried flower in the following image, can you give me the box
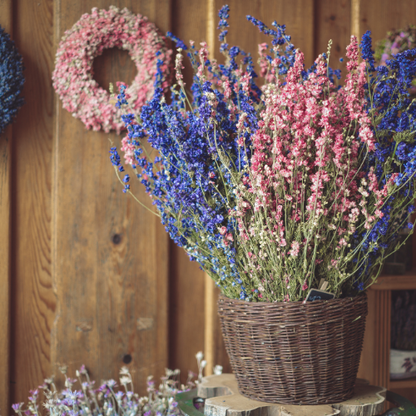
[213,365,223,375]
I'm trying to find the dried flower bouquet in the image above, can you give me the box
[111,6,416,302]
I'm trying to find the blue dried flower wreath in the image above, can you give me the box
[0,26,24,134]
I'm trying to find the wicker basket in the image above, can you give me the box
[217,293,368,405]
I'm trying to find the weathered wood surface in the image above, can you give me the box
[0,126,11,415]
[315,0,350,79]
[198,374,386,416]
[51,0,170,397]
[360,0,416,42]
[10,0,56,406]
[358,290,391,392]
[0,2,12,414]
[215,0,315,69]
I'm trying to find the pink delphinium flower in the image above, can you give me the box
[234,36,384,301]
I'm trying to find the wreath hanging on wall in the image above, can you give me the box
[52,6,171,134]
[0,26,25,134]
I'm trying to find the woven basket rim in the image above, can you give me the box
[218,291,367,307]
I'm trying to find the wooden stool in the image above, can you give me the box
[197,374,386,416]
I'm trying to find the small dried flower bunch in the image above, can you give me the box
[112,5,416,302]
[12,362,200,416]
[375,25,416,65]
[374,25,416,93]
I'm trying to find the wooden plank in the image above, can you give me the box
[371,273,416,291]
[360,0,416,42]
[0,129,11,416]
[204,0,216,378]
[52,0,169,396]
[0,1,12,412]
[358,290,391,389]
[381,290,391,388]
[216,0,315,68]
[390,379,416,389]
[168,0,207,380]
[351,0,360,40]
[314,0,350,78]
[10,0,56,405]
[357,289,376,384]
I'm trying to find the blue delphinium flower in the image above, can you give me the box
[218,5,229,42]
[341,31,416,294]
[113,5,263,300]
[0,26,25,134]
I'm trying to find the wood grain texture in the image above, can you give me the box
[0,125,11,415]
[203,0,216,377]
[357,290,391,391]
[0,2,12,410]
[10,0,56,405]
[360,0,416,42]
[315,0,350,79]
[215,0,315,68]
[52,0,170,396]
[198,374,386,416]
[372,273,416,290]
[351,0,360,40]
[357,289,376,384]
[168,0,208,380]
[0,3,13,414]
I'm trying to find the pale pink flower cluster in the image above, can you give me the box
[175,50,185,88]
[197,42,209,79]
[234,37,393,298]
[52,6,171,133]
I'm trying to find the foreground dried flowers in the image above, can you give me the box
[11,351,217,416]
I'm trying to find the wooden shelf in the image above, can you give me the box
[370,271,416,291]
[390,378,416,389]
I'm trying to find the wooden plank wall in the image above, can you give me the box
[0,2,13,414]
[1,0,416,410]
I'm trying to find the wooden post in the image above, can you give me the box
[0,1,13,411]
[204,0,216,377]
[0,130,11,414]
[351,0,361,40]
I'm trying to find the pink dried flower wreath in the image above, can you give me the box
[52,6,171,133]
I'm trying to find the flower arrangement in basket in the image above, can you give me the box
[109,5,416,404]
